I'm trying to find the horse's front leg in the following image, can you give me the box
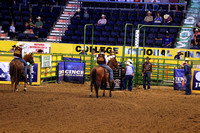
[24,74,27,92]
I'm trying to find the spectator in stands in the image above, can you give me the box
[191,29,200,48]
[160,0,169,11]
[134,0,141,10]
[74,9,81,19]
[152,0,160,11]
[83,10,89,19]
[97,14,107,25]
[35,16,43,29]
[196,22,200,28]
[174,50,183,59]
[155,33,173,48]
[8,22,16,39]
[169,0,178,11]
[23,22,34,34]
[144,11,153,24]
[142,0,152,11]
[154,12,162,24]
[164,14,173,24]
[28,17,35,29]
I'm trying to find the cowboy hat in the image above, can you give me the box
[12,45,16,47]
[164,14,170,19]
[125,61,131,66]
[195,28,199,31]
[127,59,133,64]
[181,61,186,67]
[37,16,41,19]
[101,14,105,17]
[17,42,24,46]
[76,9,80,12]
[177,50,182,53]
[147,11,152,14]
[146,57,150,60]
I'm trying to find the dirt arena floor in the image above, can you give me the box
[0,82,200,133]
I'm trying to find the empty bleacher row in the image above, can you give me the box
[62,9,184,47]
[0,3,62,41]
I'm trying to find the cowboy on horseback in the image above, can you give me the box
[12,42,28,76]
[95,47,113,83]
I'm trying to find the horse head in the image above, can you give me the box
[108,56,119,69]
[24,53,35,65]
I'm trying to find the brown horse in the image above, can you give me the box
[90,57,119,98]
[9,53,35,92]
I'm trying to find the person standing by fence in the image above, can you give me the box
[123,59,134,91]
[183,58,192,95]
[142,57,152,90]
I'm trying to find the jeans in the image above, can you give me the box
[27,68,32,85]
[12,58,27,74]
[123,75,133,91]
[99,64,113,82]
[143,72,151,89]
[142,4,151,11]
[185,75,191,95]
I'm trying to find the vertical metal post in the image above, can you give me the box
[56,35,58,42]
[130,24,134,59]
[157,59,159,85]
[123,24,128,62]
[143,27,146,59]
[84,24,94,63]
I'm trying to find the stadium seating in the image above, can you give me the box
[0,1,63,41]
[62,9,184,48]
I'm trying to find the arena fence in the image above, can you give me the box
[0,52,199,87]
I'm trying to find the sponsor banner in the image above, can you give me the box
[0,62,41,85]
[20,42,51,53]
[64,62,85,84]
[50,44,200,60]
[57,62,64,84]
[191,69,200,93]
[174,69,186,90]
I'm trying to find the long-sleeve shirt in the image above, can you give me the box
[144,16,153,22]
[142,61,152,73]
[184,64,191,76]
[98,18,107,25]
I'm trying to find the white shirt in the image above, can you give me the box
[98,19,107,25]
[126,66,133,75]
[95,52,108,64]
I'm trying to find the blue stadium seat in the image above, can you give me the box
[155,40,163,47]
[111,31,119,37]
[27,34,36,40]
[107,20,115,25]
[160,28,168,33]
[148,33,156,39]
[18,33,27,41]
[118,38,124,44]
[14,16,21,22]
[150,28,159,33]
[108,37,117,45]
[102,31,110,37]
[128,15,136,21]
[94,31,101,37]
[21,11,30,16]
[99,37,108,43]
[114,26,122,32]
[146,39,154,46]
[12,10,21,16]
[104,25,113,31]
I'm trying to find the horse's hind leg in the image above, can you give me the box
[103,81,106,97]
[109,82,113,97]
[90,81,93,97]
[95,81,100,98]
